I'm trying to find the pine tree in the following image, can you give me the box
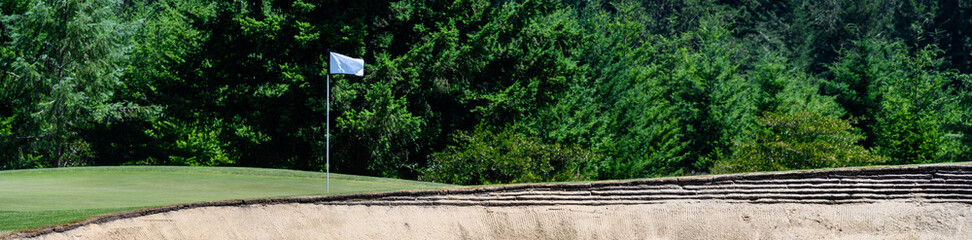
[1,0,138,167]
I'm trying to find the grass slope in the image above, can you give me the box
[0,166,452,232]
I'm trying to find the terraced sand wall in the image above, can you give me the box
[6,164,972,239]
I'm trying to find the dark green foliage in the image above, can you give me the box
[538,2,757,178]
[1,0,150,168]
[535,0,691,179]
[713,111,883,173]
[821,39,886,148]
[941,74,972,161]
[871,43,950,164]
[353,0,589,177]
[2,0,971,182]
[421,126,597,185]
[823,39,960,164]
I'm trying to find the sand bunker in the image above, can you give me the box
[6,164,972,240]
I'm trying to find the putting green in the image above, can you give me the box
[0,166,452,232]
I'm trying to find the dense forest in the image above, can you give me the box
[1,0,970,184]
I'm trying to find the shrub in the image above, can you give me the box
[713,110,883,174]
[420,126,598,185]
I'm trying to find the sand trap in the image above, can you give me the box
[24,201,972,240]
[6,164,972,240]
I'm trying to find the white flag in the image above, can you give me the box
[329,52,364,76]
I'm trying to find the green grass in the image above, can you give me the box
[0,166,453,232]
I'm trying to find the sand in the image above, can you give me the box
[24,201,972,240]
[6,164,972,240]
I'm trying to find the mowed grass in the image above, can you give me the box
[0,166,453,232]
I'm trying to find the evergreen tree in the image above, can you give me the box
[872,43,953,164]
[824,39,959,164]
[941,74,972,161]
[1,0,139,168]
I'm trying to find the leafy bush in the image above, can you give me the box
[161,120,234,166]
[713,110,883,174]
[421,126,598,185]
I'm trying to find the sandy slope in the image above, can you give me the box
[6,164,972,240]
[26,201,972,240]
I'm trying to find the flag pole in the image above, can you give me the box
[325,51,363,195]
[326,71,330,194]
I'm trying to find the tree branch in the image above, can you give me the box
[1,131,53,140]
[4,71,20,79]
[16,133,52,140]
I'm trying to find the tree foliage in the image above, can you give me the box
[713,110,882,173]
[1,0,147,168]
[421,125,596,185]
[1,0,970,184]
[823,39,960,164]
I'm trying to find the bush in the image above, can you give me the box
[420,126,598,185]
[713,110,883,174]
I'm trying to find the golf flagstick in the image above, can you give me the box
[326,52,364,194]
[326,73,330,194]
